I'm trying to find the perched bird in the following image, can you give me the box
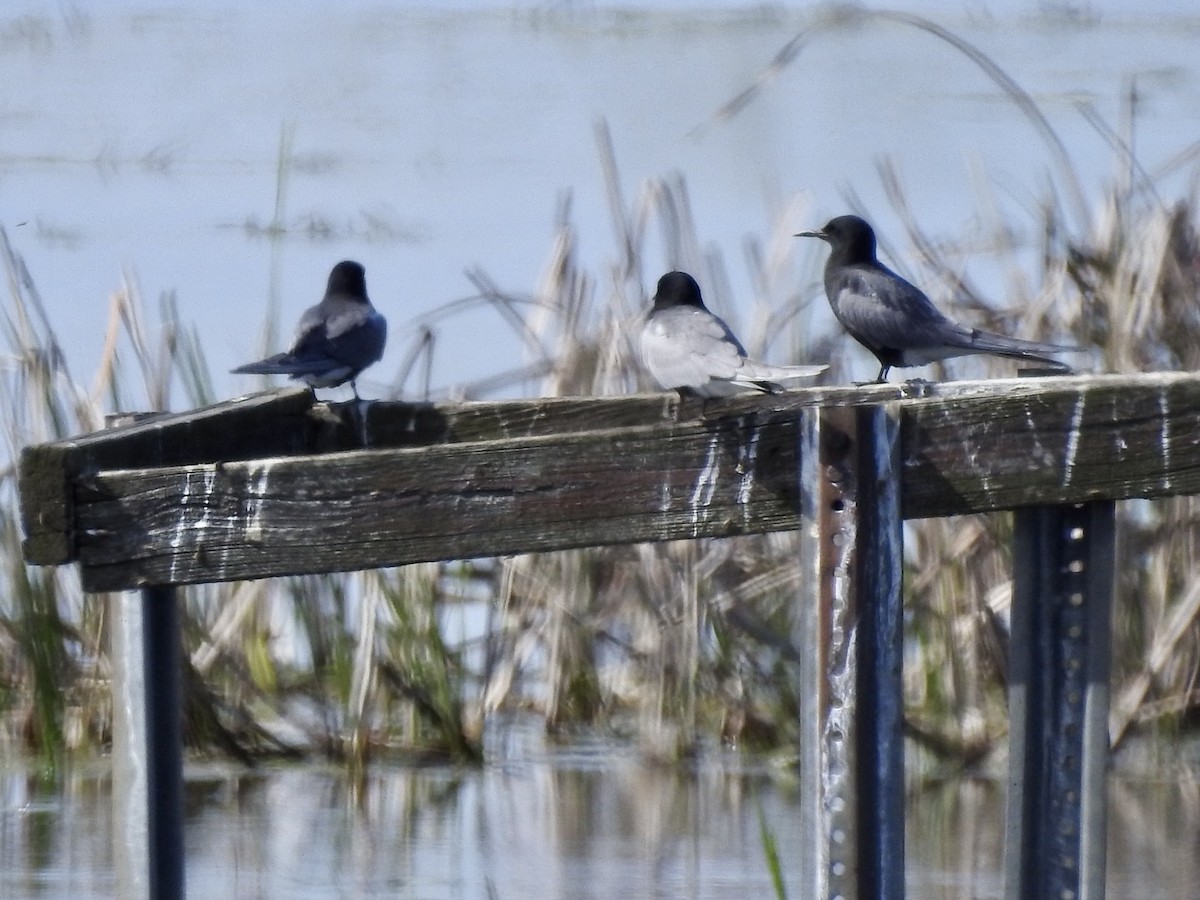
[640,270,826,398]
[797,215,1077,383]
[232,260,387,399]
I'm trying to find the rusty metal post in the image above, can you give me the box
[1006,501,1114,900]
[797,403,904,899]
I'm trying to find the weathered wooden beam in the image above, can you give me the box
[19,389,316,564]
[16,385,868,564]
[20,373,1200,589]
[7,374,1088,567]
[17,381,931,572]
[901,372,1200,516]
[73,414,805,590]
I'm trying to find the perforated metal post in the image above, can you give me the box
[1006,501,1114,900]
[797,404,904,899]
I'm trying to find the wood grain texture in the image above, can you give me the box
[15,381,929,568]
[74,413,802,590]
[900,374,1200,517]
[20,373,1200,588]
[19,389,315,563]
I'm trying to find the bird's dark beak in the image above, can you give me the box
[794,229,826,241]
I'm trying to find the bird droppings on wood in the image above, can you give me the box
[688,434,721,537]
[243,461,275,546]
[168,469,216,583]
[735,421,762,527]
[1062,391,1086,488]
[1159,386,1173,492]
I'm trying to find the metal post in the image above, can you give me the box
[797,404,904,899]
[112,590,149,899]
[1005,501,1114,900]
[111,585,184,900]
[144,585,185,899]
[109,412,185,900]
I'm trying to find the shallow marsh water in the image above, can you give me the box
[2,718,1199,898]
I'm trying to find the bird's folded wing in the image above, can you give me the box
[833,270,961,350]
[290,310,387,371]
[298,296,373,341]
[642,308,747,387]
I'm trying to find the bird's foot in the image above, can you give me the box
[671,388,707,421]
[900,378,936,398]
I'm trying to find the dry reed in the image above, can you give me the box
[3,35,1200,774]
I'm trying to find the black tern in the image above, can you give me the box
[232,260,387,399]
[797,215,1077,382]
[640,271,826,398]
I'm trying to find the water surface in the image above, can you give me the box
[1,2,1197,396]
[3,719,1199,898]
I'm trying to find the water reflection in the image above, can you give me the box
[907,778,1005,899]
[2,723,1199,899]
[1,769,114,897]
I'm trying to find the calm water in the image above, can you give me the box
[4,3,1200,897]
[2,718,1198,899]
[1,2,1198,396]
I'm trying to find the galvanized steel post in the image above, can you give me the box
[797,404,904,899]
[1006,501,1114,900]
[108,412,185,900]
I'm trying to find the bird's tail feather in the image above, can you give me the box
[741,361,828,382]
[231,354,303,375]
[967,329,1080,364]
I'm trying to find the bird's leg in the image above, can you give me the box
[673,388,706,421]
[350,379,361,401]
[874,364,890,383]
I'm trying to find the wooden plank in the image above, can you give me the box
[903,372,1200,517]
[29,382,927,471]
[23,373,1200,585]
[13,380,935,568]
[74,414,805,590]
[19,389,316,564]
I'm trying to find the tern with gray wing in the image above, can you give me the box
[640,271,826,398]
[233,260,387,400]
[797,215,1078,383]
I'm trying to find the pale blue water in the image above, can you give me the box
[2,719,1198,899]
[1,2,1197,399]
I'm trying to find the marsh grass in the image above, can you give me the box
[3,17,1200,778]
